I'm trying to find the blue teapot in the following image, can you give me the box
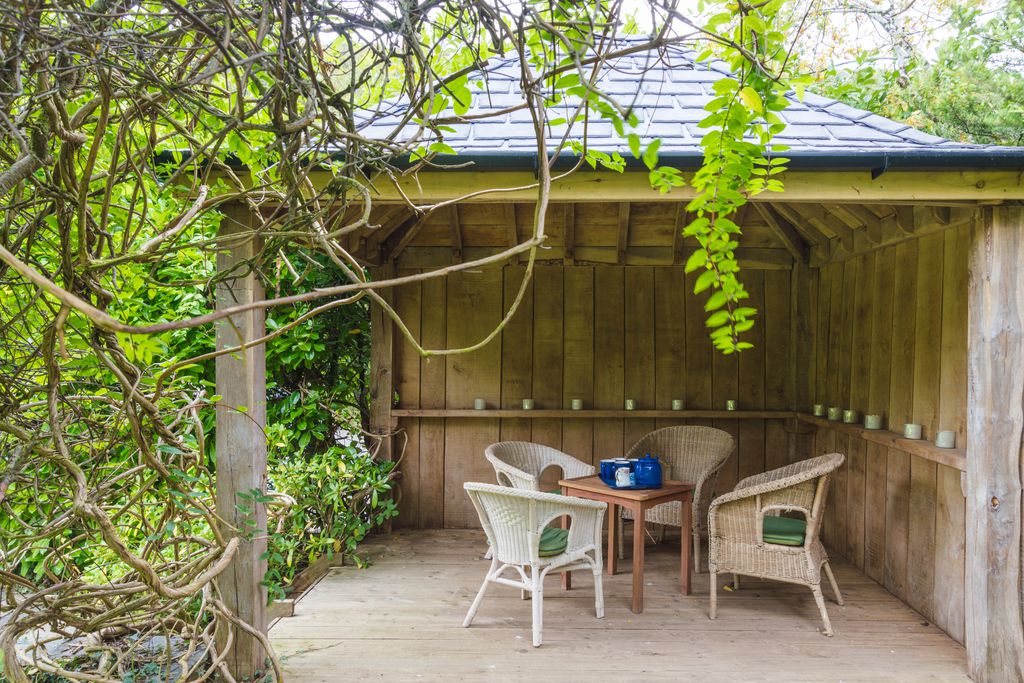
[633,453,663,487]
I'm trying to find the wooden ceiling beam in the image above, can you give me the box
[384,212,430,262]
[770,203,829,245]
[364,206,414,261]
[755,203,810,264]
[839,204,885,244]
[782,202,855,251]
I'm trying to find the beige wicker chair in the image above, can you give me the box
[707,452,846,636]
[462,482,607,647]
[618,426,734,571]
[481,442,595,561]
[484,441,596,490]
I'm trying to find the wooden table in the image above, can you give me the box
[559,475,694,614]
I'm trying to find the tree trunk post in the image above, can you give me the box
[215,203,268,678]
[966,204,1024,681]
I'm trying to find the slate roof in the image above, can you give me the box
[357,41,1024,170]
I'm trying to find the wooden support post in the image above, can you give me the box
[214,203,268,678]
[966,205,1024,682]
[370,264,396,471]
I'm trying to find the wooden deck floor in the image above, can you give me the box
[270,530,968,682]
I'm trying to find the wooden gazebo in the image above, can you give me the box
[220,47,1024,680]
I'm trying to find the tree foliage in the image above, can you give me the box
[803,1,1024,146]
[0,1,799,680]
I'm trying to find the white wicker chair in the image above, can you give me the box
[708,452,846,636]
[462,483,607,647]
[484,441,596,490]
[618,426,734,571]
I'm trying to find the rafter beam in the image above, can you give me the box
[755,203,810,264]
[840,204,885,244]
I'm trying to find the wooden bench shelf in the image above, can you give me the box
[390,408,797,419]
[796,413,967,472]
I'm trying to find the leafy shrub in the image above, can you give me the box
[263,443,398,600]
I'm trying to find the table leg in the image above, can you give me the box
[632,503,645,614]
[606,503,618,576]
[561,512,572,590]
[680,492,692,596]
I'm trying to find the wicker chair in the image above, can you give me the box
[484,441,596,490]
[707,452,846,636]
[462,483,607,647]
[618,426,734,572]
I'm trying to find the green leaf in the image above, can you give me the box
[642,139,661,170]
[739,86,763,113]
[628,133,641,159]
[683,248,707,273]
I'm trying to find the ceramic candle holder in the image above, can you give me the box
[843,409,858,424]
[571,398,583,411]
[671,399,684,411]
[864,414,883,430]
[474,398,486,410]
[903,423,923,440]
[625,399,636,411]
[812,404,825,417]
[522,398,534,410]
[725,399,737,411]
[935,430,956,448]
[827,406,842,421]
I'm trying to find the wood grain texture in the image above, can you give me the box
[443,268,502,528]
[499,266,534,444]
[562,266,595,463]
[214,205,268,677]
[273,530,970,682]
[393,269,422,528]
[624,267,656,449]
[594,266,626,459]
[419,276,447,529]
[966,206,1024,681]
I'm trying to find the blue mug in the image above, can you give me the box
[599,459,617,481]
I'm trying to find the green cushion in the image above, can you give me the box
[546,488,562,495]
[538,527,569,557]
[763,516,806,546]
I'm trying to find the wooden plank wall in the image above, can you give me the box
[391,263,794,532]
[802,220,972,643]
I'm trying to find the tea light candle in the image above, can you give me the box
[903,423,923,440]
[843,409,858,424]
[474,398,486,410]
[864,414,883,430]
[812,404,825,417]
[935,430,956,448]
[522,398,534,410]
[671,399,684,411]
[571,398,583,411]
[625,398,636,411]
[725,399,737,411]
[827,406,842,421]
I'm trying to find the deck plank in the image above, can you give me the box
[271,530,967,682]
